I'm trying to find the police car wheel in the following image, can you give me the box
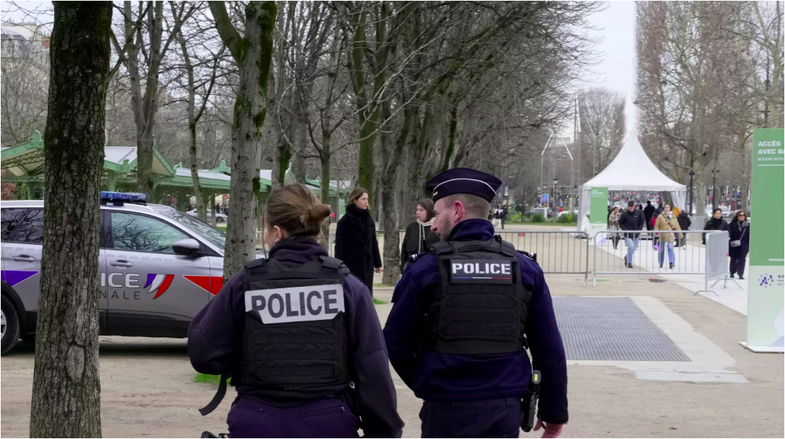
[216,217,224,223]
[1,295,21,356]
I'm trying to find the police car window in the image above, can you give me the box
[148,205,225,250]
[110,212,188,254]
[11,209,44,244]
[1,208,29,241]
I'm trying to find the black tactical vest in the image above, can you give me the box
[233,255,351,400]
[419,235,531,355]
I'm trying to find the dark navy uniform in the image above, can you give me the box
[189,237,404,438]
[383,169,568,438]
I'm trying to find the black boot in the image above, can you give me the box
[738,275,744,280]
[729,273,734,278]
[670,262,674,269]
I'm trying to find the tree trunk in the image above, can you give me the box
[740,138,749,210]
[320,150,331,248]
[30,3,112,437]
[190,121,206,221]
[210,1,277,280]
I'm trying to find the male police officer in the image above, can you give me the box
[383,168,568,438]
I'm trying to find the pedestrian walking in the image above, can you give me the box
[188,184,404,438]
[501,204,509,229]
[654,204,681,269]
[384,168,568,438]
[643,201,655,231]
[728,210,750,279]
[335,188,382,296]
[702,208,729,245]
[619,200,646,268]
[608,205,622,250]
[651,205,662,248]
[400,199,440,272]
[676,208,691,248]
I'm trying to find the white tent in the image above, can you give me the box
[577,136,686,232]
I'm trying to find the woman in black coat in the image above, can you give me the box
[400,199,440,271]
[676,210,691,248]
[335,188,382,295]
[702,208,729,244]
[728,210,750,279]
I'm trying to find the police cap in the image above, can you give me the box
[425,167,501,203]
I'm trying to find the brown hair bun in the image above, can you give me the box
[301,204,331,228]
[265,184,331,237]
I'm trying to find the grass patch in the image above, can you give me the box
[194,373,229,385]
[373,298,388,305]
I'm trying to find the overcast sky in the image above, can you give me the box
[577,1,638,139]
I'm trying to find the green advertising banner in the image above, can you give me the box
[588,187,608,239]
[744,128,784,353]
[590,187,608,224]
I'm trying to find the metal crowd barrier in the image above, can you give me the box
[592,229,719,286]
[494,231,590,280]
[256,228,589,282]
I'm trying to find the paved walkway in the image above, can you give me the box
[373,224,781,438]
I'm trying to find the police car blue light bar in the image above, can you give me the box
[100,191,147,205]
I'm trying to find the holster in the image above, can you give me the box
[345,381,365,429]
[520,370,541,432]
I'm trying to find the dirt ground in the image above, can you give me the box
[2,225,783,437]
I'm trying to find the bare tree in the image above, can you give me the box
[110,1,194,198]
[209,1,276,279]
[0,55,49,146]
[171,2,224,221]
[29,2,112,437]
[578,87,626,179]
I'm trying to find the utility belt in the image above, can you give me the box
[200,372,363,427]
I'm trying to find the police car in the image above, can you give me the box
[1,192,231,355]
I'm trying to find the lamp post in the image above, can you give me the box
[688,169,695,215]
[710,170,719,210]
[552,178,558,209]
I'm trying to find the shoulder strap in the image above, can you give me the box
[517,250,537,262]
[243,258,268,289]
[320,255,351,276]
[198,371,231,416]
[430,241,455,255]
[430,236,516,257]
[320,255,343,270]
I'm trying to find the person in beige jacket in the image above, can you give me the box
[654,204,681,269]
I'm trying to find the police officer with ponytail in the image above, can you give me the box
[188,184,404,438]
[384,168,568,438]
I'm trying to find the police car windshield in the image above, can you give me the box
[149,205,225,250]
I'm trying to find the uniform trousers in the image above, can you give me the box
[420,396,521,438]
[228,397,359,438]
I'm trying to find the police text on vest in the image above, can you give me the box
[244,284,345,324]
[449,259,513,284]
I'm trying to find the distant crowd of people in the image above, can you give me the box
[607,200,749,277]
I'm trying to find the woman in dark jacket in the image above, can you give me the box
[335,188,382,295]
[187,184,403,438]
[702,208,729,244]
[400,199,440,271]
[728,210,750,279]
[676,209,691,248]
